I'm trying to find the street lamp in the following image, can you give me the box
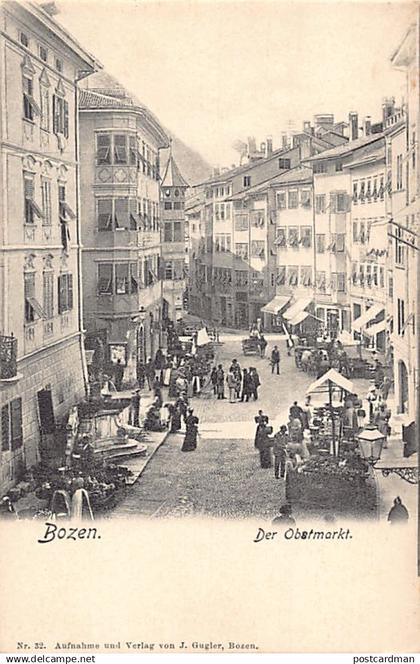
[357,425,385,465]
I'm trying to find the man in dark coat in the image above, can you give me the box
[387,496,409,525]
[241,368,252,402]
[114,358,124,391]
[249,367,260,400]
[129,389,141,427]
[271,346,280,375]
[273,425,288,479]
[289,401,304,425]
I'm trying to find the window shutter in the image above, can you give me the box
[1,404,10,451]
[330,193,337,213]
[52,95,58,134]
[114,198,129,229]
[68,274,73,309]
[57,275,62,313]
[10,398,23,450]
[63,100,69,138]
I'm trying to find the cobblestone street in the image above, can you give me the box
[110,334,417,522]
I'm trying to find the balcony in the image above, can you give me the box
[95,165,138,185]
[96,293,140,316]
[0,335,20,383]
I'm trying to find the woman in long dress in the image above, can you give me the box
[182,409,199,452]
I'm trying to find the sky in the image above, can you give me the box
[56,0,416,167]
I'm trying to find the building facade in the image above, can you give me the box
[160,152,189,323]
[0,0,99,493]
[78,75,169,383]
[388,16,419,422]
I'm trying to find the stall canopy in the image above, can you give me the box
[288,310,309,326]
[283,297,313,321]
[196,327,211,346]
[261,295,291,316]
[364,319,387,337]
[352,303,384,332]
[306,368,354,396]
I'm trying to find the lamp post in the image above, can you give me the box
[357,425,385,465]
[134,306,147,383]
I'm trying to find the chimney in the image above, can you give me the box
[247,136,256,155]
[349,112,358,141]
[303,120,312,133]
[266,137,273,156]
[213,167,220,177]
[281,133,288,150]
[382,97,395,127]
[231,164,236,170]
[260,141,266,154]
[364,116,372,136]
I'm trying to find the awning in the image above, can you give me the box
[283,297,312,321]
[196,327,211,346]
[364,319,387,337]
[261,295,291,315]
[288,310,309,326]
[337,330,360,346]
[306,368,354,395]
[352,303,384,332]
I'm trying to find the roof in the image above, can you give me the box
[6,1,102,71]
[304,133,385,163]
[306,368,354,395]
[227,165,312,201]
[197,146,296,187]
[345,146,385,169]
[161,154,189,188]
[79,86,169,147]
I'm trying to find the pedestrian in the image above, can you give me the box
[181,408,199,452]
[241,368,252,402]
[259,334,267,358]
[229,359,242,397]
[249,367,260,400]
[387,496,409,525]
[301,395,312,430]
[271,346,280,375]
[226,370,237,403]
[254,409,269,448]
[300,348,312,373]
[153,380,163,408]
[167,401,182,433]
[129,389,141,427]
[255,422,273,468]
[374,360,385,390]
[289,401,304,425]
[145,357,155,390]
[367,385,378,423]
[272,503,296,527]
[381,375,391,401]
[113,358,124,391]
[288,415,303,444]
[273,425,288,479]
[374,402,391,448]
[216,364,225,399]
[210,366,218,396]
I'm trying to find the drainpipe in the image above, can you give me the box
[74,73,90,397]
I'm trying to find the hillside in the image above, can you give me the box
[165,131,212,186]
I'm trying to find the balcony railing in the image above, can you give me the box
[0,334,17,379]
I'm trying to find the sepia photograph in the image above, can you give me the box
[0,0,418,655]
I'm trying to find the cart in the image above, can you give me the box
[242,337,260,356]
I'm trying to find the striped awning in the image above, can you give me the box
[283,297,313,321]
[364,319,387,337]
[352,303,384,332]
[288,310,309,326]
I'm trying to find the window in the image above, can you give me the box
[164,221,183,242]
[215,234,231,252]
[235,243,249,260]
[164,201,172,210]
[39,45,48,62]
[52,94,69,137]
[235,270,248,287]
[114,198,129,229]
[24,272,35,323]
[353,182,358,204]
[287,266,298,286]
[43,271,54,319]
[315,234,325,253]
[250,211,265,227]
[20,32,29,48]
[58,273,73,312]
[301,190,311,208]
[41,179,51,225]
[97,198,112,231]
[243,176,251,187]
[129,199,140,230]
[359,221,366,244]
[351,262,358,285]
[24,175,43,224]
[276,192,286,209]
[278,158,291,170]
[251,241,265,258]
[378,175,385,200]
[359,181,365,203]
[275,227,286,247]
[300,227,312,248]
[1,404,10,452]
[412,132,416,169]
[96,134,111,164]
[114,135,127,164]
[130,262,138,292]
[234,214,248,231]
[332,233,345,252]
[39,82,50,131]
[395,226,405,266]
[335,160,343,172]
[388,272,393,298]
[300,266,312,287]
[288,190,298,209]
[316,271,326,292]
[396,154,403,190]
[55,57,63,72]
[353,221,358,243]
[380,267,385,288]
[331,191,348,213]
[397,298,405,335]
[372,265,378,287]
[359,264,365,286]
[115,263,129,294]
[315,194,326,214]
[276,266,286,286]
[288,226,299,247]
[313,162,327,174]
[97,264,113,295]
[366,179,372,202]
[173,201,183,210]
[23,75,39,121]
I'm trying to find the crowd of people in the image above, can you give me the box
[210,360,262,402]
